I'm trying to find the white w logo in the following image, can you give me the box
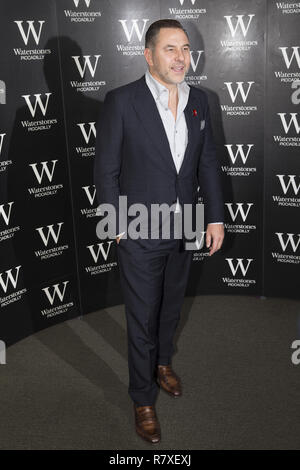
[77,122,96,144]
[118,19,149,42]
[179,0,196,4]
[42,281,69,305]
[225,144,253,164]
[14,20,44,46]
[36,223,64,247]
[87,241,113,262]
[276,233,300,252]
[29,160,58,184]
[72,55,101,78]
[73,0,91,7]
[0,266,21,294]
[224,82,254,103]
[279,46,300,69]
[278,113,300,134]
[0,133,5,155]
[22,93,51,117]
[224,14,255,38]
[82,185,96,205]
[194,232,206,250]
[189,50,203,72]
[226,203,253,222]
[277,175,300,195]
[0,202,14,226]
[226,258,253,277]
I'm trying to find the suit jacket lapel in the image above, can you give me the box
[180,90,199,175]
[133,76,177,174]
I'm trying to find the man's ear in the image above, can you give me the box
[144,47,154,67]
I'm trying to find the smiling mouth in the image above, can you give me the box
[171,65,185,73]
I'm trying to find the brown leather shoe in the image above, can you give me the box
[157,364,182,398]
[134,404,161,444]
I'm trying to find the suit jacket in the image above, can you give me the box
[94,74,224,246]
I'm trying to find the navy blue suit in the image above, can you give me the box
[94,75,224,405]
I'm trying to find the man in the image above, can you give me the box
[94,19,224,444]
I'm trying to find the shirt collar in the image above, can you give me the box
[145,69,190,109]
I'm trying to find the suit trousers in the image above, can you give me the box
[116,214,192,406]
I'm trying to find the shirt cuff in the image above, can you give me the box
[116,231,126,238]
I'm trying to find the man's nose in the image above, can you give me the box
[175,48,185,61]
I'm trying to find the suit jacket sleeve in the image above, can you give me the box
[94,90,123,237]
[197,94,224,225]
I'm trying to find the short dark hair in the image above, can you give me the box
[145,19,188,49]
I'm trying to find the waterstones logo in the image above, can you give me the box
[274,113,300,146]
[76,122,96,157]
[273,174,300,207]
[185,50,207,86]
[225,203,256,233]
[274,47,300,84]
[272,232,300,264]
[0,132,11,173]
[0,202,13,226]
[64,0,101,23]
[28,160,63,198]
[0,133,5,156]
[41,281,74,319]
[222,82,257,116]
[221,14,257,51]
[169,0,206,19]
[14,20,51,61]
[0,202,20,243]
[71,55,105,92]
[223,258,256,288]
[276,2,300,14]
[85,241,117,276]
[21,93,58,132]
[222,144,256,176]
[117,19,149,56]
[35,222,69,261]
[0,265,27,307]
[81,185,98,217]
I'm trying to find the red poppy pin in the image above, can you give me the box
[192,109,197,116]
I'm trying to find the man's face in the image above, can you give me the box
[144,27,191,86]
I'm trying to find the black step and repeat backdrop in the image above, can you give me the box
[0,0,299,346]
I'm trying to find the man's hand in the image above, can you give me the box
[116,236,121,244]
[206,224,224,256]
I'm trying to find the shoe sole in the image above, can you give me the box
[135,425,161,444]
